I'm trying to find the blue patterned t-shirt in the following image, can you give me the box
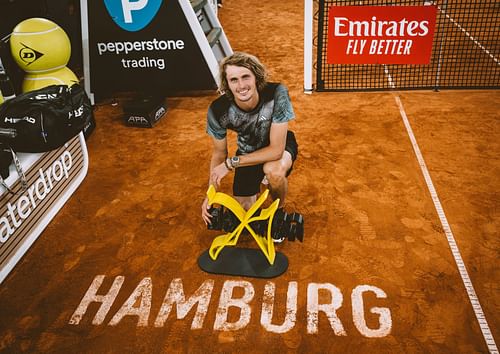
[207,83,295,154]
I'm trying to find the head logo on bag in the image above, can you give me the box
[104,0,163,32]
[4,116,36,124]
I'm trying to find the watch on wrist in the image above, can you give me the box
[230,156,240,169]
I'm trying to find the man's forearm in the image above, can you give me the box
[236,144,284,167]
[208,153,227,188]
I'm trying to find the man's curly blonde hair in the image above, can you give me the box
[218,52,268,100]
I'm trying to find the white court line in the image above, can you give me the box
[383,65,498,354]
[432,2,500,65]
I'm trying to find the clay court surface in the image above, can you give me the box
[0,0,499,353]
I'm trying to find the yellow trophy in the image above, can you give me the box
[198,185,304,278]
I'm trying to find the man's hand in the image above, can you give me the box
[210,161,231,188]
[203,160,230,225]
[201,197,212,225]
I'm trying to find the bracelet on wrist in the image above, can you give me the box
[224,158,233,171]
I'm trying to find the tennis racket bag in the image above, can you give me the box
[0,84,93,153]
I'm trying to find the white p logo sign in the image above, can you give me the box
[121,0,148,23]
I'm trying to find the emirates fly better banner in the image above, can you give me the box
[327,5,438,64]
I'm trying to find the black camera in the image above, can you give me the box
[207,206,304,242]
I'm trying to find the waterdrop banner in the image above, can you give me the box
[85,0,216,96]
[327,5,437,64]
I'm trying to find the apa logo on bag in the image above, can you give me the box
[128,116,149,125]
[104,0,163,32]
[154,106,166,121]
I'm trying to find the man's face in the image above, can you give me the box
[225,65,258,107]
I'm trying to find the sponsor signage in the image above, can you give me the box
[0,134,88,283]
[85,0,216,96]
[327,5,437,64]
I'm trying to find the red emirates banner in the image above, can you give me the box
[327,5,437,64]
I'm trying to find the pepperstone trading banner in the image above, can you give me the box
[86,0,216,96]
[327,5,437,64]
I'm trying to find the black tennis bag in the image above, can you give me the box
[0,84,93,153]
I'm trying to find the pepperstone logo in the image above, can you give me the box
[104,0,163,32]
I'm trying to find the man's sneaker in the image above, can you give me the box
[273,236,286,243]
[271,207,287,243]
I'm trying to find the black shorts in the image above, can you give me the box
[233,131,298,197]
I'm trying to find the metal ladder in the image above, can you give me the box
[179,0,232,85]
[189,0,231,62]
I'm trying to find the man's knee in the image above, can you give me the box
[263,163,287,186]
[235,195,257,210]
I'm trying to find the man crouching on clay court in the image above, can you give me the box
[201,52,299,238]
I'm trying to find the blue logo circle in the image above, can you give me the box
[104,0,163,32]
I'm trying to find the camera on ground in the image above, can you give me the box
[207,206,304,242]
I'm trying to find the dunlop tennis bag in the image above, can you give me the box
[0,84,92,153]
